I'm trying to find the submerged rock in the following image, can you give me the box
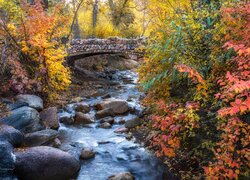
[98,122,112,129]
[108,172,135,180]
[0,106,41,133]
[0,124,24,147]
[99,116,115,125]
[102,93,111,99]
[40,107,59,130]
[80,148,95,160]
[15,94,43,111]
[117,119,126,125]
[14,146,80,180]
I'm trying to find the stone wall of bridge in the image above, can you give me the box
[68,37,146,56]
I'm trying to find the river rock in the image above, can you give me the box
[0,106,41,133]
[114,128,129,134]
[100,116,115,124]
[7,101,29,111]
[95,108,114,119]
[24,129,58,147]
[117,119,126,125]
[80,148,95,160]
[0,124,24,147]
[59,115,74,125]
[59,143,81,159]
[0,141,15,178]
[15,94,43,111]
[108,172,135,180]
[98,122,112,129]
[74,112,94,124]
[74,103,90,113]
[71,97,84,103]
[40,107,59,130]
[51,138,61,148]
[14,146,80,180]
[125,117,142,129]
[124,59,140,70]
[95,98,129,115]
[102,93,111,99]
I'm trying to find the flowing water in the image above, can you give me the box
[58,70,174,180]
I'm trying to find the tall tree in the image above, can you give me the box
[92,0,99,36]
[108,0,134,28]
[72,0,81,38]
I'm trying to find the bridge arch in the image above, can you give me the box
[67,37,146,66]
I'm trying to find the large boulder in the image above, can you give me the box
[0,141,15,178]
[95,108,114,119]
[0,124,24,147]
[95,98,129,115]
[108,172,135,180]
[24,129,58,147]
[14,146,80,180]
[0,106,41,133]
[15,94,43,111]
[74,112,94,124]
[40,107,59,130]
[7,101,29,111]
[125,117,142,129]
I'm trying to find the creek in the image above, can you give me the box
[58,70,174,180]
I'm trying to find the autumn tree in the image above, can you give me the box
[138,0,249,179]
[0,0,71,99]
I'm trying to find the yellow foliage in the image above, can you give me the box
[1,1,71,99]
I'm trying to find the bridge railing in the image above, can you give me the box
[68,37,146,55]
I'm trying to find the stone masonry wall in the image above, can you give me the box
[68,37,146,56]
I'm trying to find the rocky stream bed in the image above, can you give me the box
[0,70,175,180]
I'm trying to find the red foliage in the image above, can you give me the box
[150,101,199,158]
[8,60,41,94]
[205,3,250,179]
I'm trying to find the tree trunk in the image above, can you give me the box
[72,0,81,38]
[92,0,99,36]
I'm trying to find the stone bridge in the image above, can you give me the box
[67,37,146,66]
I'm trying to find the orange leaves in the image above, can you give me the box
[139,0,250,178]
[175,64,208,100]
[218,97,250,117]
[150,101,199,159]
[175,64,206,85]
[205,115,250,179]
[11,0,71,98]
